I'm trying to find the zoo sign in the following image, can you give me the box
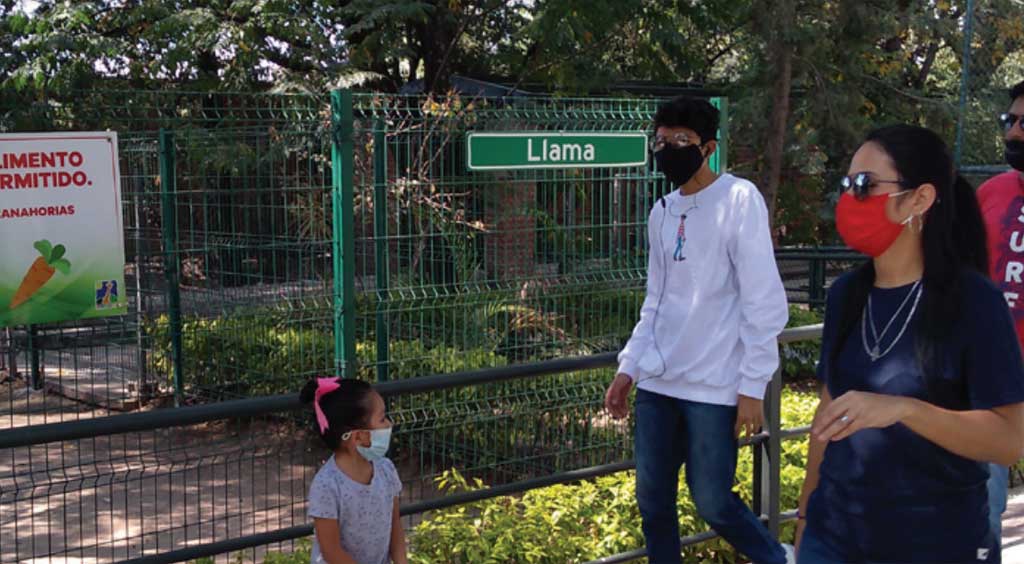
[466,132,648,170]
[0,132,127,327]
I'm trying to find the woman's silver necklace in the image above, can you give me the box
[861,280,923,362]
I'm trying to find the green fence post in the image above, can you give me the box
[712,97,729,173]
[159,129,184,406]
[331,90,357,378]
[373,120,390,383]
[953,0,976,167]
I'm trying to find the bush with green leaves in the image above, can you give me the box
[406,387,816,564]
[148,312,507,397]
[781,305,823,381]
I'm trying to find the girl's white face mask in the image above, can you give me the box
[345,426,391,461]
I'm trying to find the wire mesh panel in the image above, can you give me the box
[345,94,687,498]
[1,91,339,562]
[0,89,707,562]
[0,91,333,427]
[0,414,317,562]
[150,125,336,401]
[955,0,1024,172]
[349,94,676,379]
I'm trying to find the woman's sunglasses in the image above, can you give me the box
[839,172,913,200]
[1000,113,1024,132]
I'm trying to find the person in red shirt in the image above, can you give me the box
[976,78,1024,552]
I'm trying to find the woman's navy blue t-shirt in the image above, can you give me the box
[809,269,1024,562]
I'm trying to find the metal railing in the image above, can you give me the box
[0,324,823,563]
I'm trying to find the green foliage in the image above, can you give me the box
[361,283,638,366]
[355,339,508,381]
[781,305,823,381]
[146,311,333,396]
[147,311,507,396]
[396,387,818,563]
[261,539,313,564]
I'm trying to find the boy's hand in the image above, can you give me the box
[604,373,634,419]
[735,394,764,438]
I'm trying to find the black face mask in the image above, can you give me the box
[654,144,707,187]
[1006,140,1024,172]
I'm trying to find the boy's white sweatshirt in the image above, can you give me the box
[617,173,789,406]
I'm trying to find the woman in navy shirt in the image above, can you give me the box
[796,125,1024,563]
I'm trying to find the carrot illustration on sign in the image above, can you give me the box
[9,240,72,310]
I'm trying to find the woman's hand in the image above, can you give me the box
[812,390,913,442]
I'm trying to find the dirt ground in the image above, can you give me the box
[1,380,317,563]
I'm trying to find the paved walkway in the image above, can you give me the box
[1004,488,1024,562]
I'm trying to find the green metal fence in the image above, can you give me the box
[336,92,733,488]
[954,0,1024,172]
[1,88,733,561]
[342,93,726,381]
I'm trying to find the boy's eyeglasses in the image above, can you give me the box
[650,133,699,153]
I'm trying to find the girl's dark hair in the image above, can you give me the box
[299,378,375,450]
[653,96,720,143]
[830,125,989,381]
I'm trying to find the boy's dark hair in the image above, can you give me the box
[300,378,375,450]
[1010,80,1024,102]
[653,96,720,144]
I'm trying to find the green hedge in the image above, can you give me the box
[147,313,506,396]
[782,305,823,381]
[149,299,823,397]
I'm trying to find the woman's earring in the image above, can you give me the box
[901,213,922,233]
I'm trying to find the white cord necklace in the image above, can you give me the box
[861,281,923,362]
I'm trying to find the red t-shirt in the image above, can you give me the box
[978,170,1024,352]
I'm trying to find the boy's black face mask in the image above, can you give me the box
[1006,140,1024,172]
[654,144,708,187]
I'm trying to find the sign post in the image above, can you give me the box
[0,132,127,327]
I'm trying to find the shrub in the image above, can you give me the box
[781,305,823,381]
[148,312,508,397]
[406,387,817,563]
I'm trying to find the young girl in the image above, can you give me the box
[796,125,1024,563]
[301,377,407,564]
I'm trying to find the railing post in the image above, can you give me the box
[752,435,764,516]
[759,365,783,537]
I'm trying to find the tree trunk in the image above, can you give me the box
[761,0,796,240]
[419,3,460,94]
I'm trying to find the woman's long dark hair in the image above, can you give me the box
[830,125,989,379]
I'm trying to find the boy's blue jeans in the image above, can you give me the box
[635,388,787,564]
